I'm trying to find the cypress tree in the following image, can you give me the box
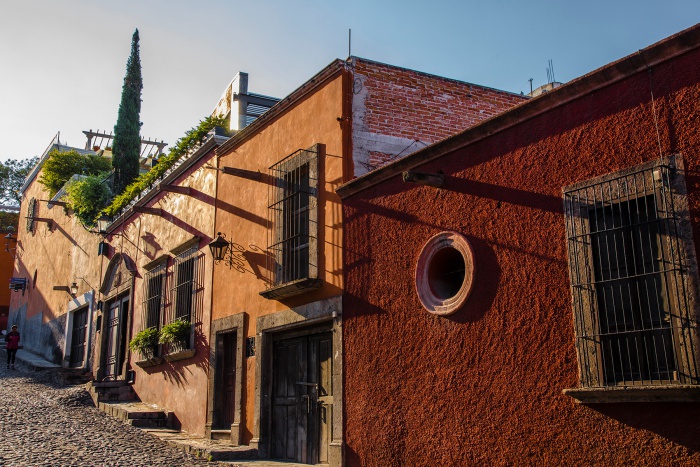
[112,29,142,194]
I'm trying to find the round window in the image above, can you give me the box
[415,232,475,315]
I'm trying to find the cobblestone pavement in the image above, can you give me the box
[0,361,214,467]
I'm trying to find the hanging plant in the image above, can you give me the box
[159,319,191,350]
[128,327,160,360]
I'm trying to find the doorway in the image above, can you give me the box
[102,293,129,380]
[270,330,333,464]
[213,331,237,429]
[69,307,89,368]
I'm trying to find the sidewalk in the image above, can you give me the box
[2,347,61,370]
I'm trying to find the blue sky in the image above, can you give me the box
[1,0,698,161]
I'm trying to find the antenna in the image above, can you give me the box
[546,59,556,84]
[529,78,533,96]
[348,29,352,58]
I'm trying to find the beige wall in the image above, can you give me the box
[105,147,218,435]
[10,162,102,367]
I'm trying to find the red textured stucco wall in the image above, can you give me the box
[342,36,700,465]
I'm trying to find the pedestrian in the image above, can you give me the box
[5,325,20,369]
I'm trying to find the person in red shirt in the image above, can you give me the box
[5,325,20,370]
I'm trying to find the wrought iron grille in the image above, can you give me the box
[564,159,700,388]
[142,262,166,331]
[266,147,319,287]
[168,247,203,325]
[26,198,36,233]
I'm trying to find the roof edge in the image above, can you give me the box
[217,59,347,156]
[337,23,700,199]
[351,55,527,98]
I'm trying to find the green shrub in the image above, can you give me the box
[159,319,191,345]
[65,174,112,227]
[39,149,112,198]
[128,327,160,357]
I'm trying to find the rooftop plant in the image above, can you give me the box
[65,173,112,227]
[39,149,112,198]
[102,114,227,218]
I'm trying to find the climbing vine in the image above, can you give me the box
[102,114,227,218]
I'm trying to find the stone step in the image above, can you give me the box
[129,417,169,428]
[210,429,231,440]
[128,411,168,420]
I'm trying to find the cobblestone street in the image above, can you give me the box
[0,361,213,467]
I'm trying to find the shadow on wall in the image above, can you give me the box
[445,235,501,324]
[140,327,210,388]
[587,403,700,453]
[8,306,67,364]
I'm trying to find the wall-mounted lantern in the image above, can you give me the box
[208,232,235,268]
[5,227,17,258]
[97,214,111,234]
[53,282,78,297]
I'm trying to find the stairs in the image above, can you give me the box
[87,381,171,428]
[87,380,137,404]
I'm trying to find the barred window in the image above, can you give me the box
[142,262,166,331]
[564,156,700,391]
[262,146,321,299]
[169,247,202,325]
[27,197,37,233]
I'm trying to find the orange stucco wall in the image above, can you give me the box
[213,71,347,443]
[0,228,16,331]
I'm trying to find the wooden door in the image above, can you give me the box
[214,331,237,429]
[69,307,88,367]
[103,295,129,380]
[271,331,332,464]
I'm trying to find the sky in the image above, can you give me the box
[1,0,699,162]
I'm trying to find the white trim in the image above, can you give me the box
[62,290,95,370]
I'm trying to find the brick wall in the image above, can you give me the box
[351,58,526,175]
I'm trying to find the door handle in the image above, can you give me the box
[301,394,311,414]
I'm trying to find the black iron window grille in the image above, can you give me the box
[564,156,700,388]
[142,262,166,331]
[169,247,203,326]
[264,147,319,295]
[26,197,36,233]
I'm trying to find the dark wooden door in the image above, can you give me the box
[103,294,129,380]
[69,307,88,367]
[271,331,332,464]
[214,331,237,429]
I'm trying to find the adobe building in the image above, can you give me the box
[337,25,700,465]
[95,129,228,434]
[9,135,105,369]
[206,56,525,465]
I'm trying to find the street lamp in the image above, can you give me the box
[208,232,231,263]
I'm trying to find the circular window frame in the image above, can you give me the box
[415,231,475,315]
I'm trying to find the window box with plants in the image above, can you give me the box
[129,327,163,368]
[160,319,195,362]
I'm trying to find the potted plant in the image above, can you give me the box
[159,319,191,353]
[128,327,160,361]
